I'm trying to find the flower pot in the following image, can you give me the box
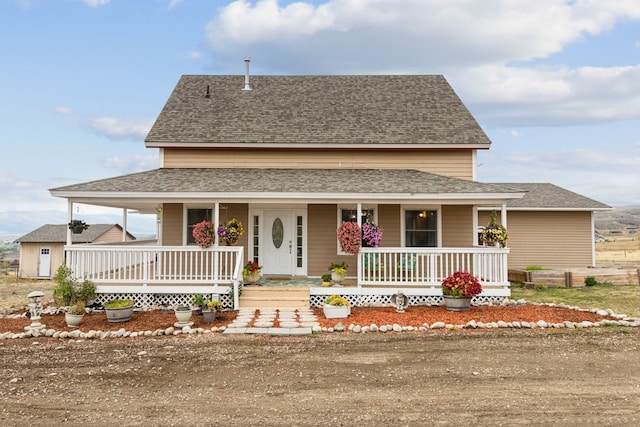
[323,304,350,319]
[244,270,260,285]
[174,306,192,323]
[443,295,471,312]
[202,311,216,323]
[331,271,345,283]
[65,313,83,327]
[105,305,134,322]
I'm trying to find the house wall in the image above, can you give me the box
[442,205,474,247]
[480,210,595,269]
[162,203,184,245]
[18,242,66,278]
[92,227,135,244]
[162,149,475,180]
[378,204,401,247]
[307,204,356,277]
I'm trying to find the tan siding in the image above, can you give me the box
[378,205,401,247]
[505,211,594,269]
[307,204,356,276]
[92,227,135,244]
[442,205,474,247]
[162,203,184,245]
[18,243,65,278]
[163,149,474,180]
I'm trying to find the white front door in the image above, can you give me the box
[262,210,295,276]
[38,247,51,277]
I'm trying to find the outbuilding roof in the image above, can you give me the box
[145,75,492,149]
[15,224,133,243]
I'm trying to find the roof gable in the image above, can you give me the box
[145,75,491,149]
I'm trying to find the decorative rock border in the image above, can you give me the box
[1,299,638,340]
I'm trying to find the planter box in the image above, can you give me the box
[323,304,351,319]
[105,305,134,323]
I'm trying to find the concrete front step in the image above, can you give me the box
[239,286,310,308]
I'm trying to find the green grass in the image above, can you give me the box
[510,283,640,318]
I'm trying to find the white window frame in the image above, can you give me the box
[401,205,441,248]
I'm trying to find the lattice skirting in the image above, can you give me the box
[309,294,505,308]
[96,293,234,309]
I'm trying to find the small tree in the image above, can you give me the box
[53,264,96,306]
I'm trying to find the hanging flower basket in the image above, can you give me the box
[68,220,89,234]
[192,220,215,248]
[217,218,244,245]
[337,222,361,255]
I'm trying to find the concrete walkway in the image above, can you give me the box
[223,308,319,336]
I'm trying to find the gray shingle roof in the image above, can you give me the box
[15,224,130,243]
[145,75,491,148]
[495,183,611,210]
[51,168,519,196]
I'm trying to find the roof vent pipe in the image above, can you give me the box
[242,57,252,91]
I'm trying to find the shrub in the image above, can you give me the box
[585,276,598,287]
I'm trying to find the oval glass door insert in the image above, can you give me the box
[272,218,284,249]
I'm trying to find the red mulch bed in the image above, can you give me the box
[1,305,613,335]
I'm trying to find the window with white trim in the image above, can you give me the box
[337,205,376,254]
[405,210,437,247]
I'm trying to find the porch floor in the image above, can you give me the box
[255,276,357,287]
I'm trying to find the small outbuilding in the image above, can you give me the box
[15,224,136,279]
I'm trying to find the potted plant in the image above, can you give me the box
[104,299,135,323]
[217,218,244,245]
[68,219,89,234]
[192,221,215,248]
[174,305,193,326]
[321,273,332,287]
[328,262,348,284]
[337,221,361,255]
[65,301,85,328]
[441,271,483,312]
[243,260,262,285]
[322,294,351,319]
[191,293,207,315]
[54,264,96,327]
[481,211,508,247]
[202,298,222,323]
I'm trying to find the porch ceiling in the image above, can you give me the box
[49,168,525,212]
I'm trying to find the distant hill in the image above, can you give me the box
[595,205,640,236]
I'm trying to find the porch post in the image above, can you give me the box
[214,202,220,246]
[500,203,507,228]
[357,203,362,226]
[121,208,127,242]
[67,200,73,246]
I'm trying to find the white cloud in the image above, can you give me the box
[86,117,154,140]
[0,172,65,212]
[168,0,185,9]
[82,0,111,7]
[52,106,72,115]
[204,1,640,125]
[187,51,203,59]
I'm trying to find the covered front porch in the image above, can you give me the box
[64,244,510,309]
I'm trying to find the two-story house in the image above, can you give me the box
[49,69,609,309]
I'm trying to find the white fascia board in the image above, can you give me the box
[145,142,491,150]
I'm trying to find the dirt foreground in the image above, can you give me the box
[1,330,639,426]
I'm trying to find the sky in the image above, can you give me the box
[1,0,639,237]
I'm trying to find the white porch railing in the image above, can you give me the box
[358,247,509,290]
[65,245,244,308]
